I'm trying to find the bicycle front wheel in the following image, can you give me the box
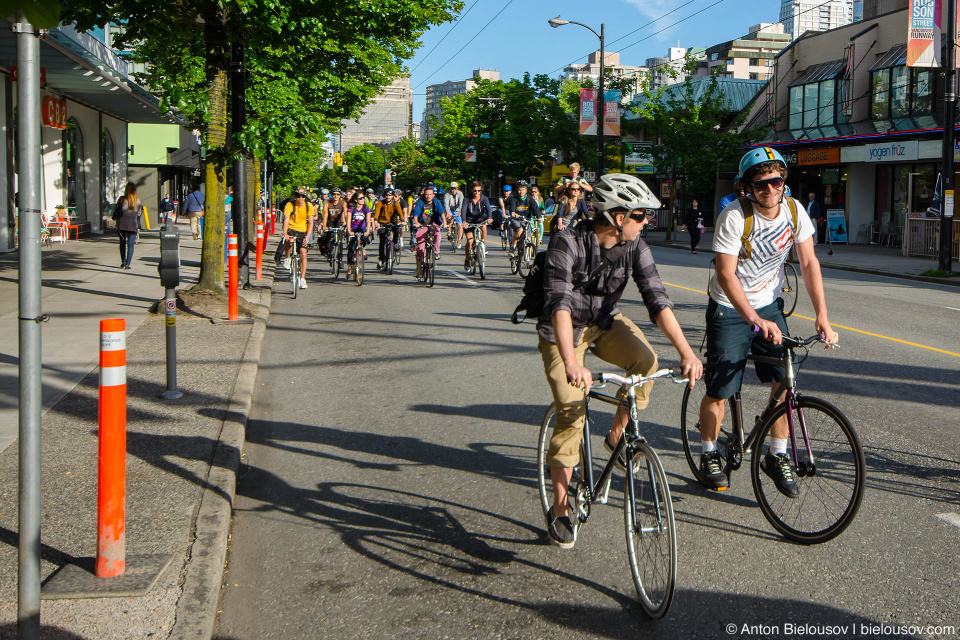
[477,241,486,280]
[385,242,394,275]
[624,443,676,619]
[291,256,299,299]
[426,250,435,287]
[537,405,586,527]
[332,244,341,279]
[781,262,799,317]
[500,228,509,251]
[356,247,364,286]
[750,396,865,544]
[518,243,535,278]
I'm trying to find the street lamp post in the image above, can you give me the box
[550,16,605,178]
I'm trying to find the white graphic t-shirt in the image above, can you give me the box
[711,197,814,309]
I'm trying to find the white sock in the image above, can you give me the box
[769,438,788,456]
[701,439,717,455]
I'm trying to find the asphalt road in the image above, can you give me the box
[215,233,960,640]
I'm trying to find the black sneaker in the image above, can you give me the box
[761,452,799,498]
[547,513,576,549]
[698,452,728,491]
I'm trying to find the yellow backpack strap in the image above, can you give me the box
[737,196,754,260]
[786,196,799,240]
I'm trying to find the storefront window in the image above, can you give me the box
[891,66,909,117]
[819,80,835,126]
[910,164,937,214]
[789,86,803,129]
[62,118,85,220]
[871,69,890,119]
[803,84,819,127]
[913,69,932,115]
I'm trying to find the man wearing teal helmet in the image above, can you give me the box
[697,146,838,496]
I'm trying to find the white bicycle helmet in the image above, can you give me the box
[591,173,660,221]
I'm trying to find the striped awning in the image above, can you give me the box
[788,59,846,87]
[869,44,908,71]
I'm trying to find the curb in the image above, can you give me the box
[168,267,274,640]
[645,239,960,288]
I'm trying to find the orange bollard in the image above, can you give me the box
[256,219,263,281]
[97,318,127,578]
[227,234,238,321]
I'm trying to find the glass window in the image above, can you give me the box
[63,118,85,220]
[101,129,116,216]
[913,68,932,115]
[891,66,909,117]
[819,80,835,126]
[803,83,819,127]
[871,69,890,119]
[789,85,803,129]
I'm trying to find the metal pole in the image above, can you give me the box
[941,0,956,273]
[15,13,42,639]
[597,24,605,178]
[230,41,248,285]
[161,288,182,399]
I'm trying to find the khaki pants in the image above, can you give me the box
[188,212,203,239]
[539,314,658,468]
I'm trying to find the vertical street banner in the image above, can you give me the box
[602,90,621,137]
[579,88,598,136]
[906,0,941,67]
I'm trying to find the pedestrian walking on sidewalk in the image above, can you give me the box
[183,183,205,240]
[682,199,704,254]
[807,193,825,244]
[117,182,146,269]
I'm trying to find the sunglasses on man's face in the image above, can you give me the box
[472,189,482,192]
[628,211,649,222]
[752,176,785,192]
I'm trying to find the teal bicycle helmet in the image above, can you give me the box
[738,147,787,180]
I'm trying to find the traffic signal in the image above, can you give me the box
[334,153,342,167]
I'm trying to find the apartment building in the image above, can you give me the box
[780,0,854,40]
[563,50,647,98]
[340,77,413,153]
[699,23,792,80]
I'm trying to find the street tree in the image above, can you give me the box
[389,137,431,191]
[64,0,461,292]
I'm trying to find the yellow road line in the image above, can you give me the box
[664,282,960,359]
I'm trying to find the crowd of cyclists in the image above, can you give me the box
[274,166,595,284]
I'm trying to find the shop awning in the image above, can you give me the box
[869,44,908,71]
[788,59,846,87]
[0,21,184,126]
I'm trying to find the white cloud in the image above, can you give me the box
[621,0,689,45]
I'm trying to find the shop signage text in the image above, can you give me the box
[863,140,919,162]
[41,96,68,130]
[781,151,799,166]
[799,148,840,165]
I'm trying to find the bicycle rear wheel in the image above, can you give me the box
[624,443,676,619]
[781,262,799,317]
[750,396,865,544]
[537,405,587,527]
[680,384,737,486]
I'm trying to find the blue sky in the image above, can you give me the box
[406,0,781,119]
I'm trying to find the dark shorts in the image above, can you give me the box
[704,297,789,400]
[286,230,307,251]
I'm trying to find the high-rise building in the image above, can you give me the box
[420,69,499,141]
[698,24,791,80]
[862,0,905,19]
[645,47,702,91]
[780,0,854,40]
[563,50,647,97]
[339,76,413,153]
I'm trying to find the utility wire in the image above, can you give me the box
[408,0,482,75]
[414,0,516,90]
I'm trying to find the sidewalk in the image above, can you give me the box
[0,223,274,639]
[644,229,960,285]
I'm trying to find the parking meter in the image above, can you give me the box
[159,227,180,288]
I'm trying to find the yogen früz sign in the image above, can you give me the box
[863,140,919,162]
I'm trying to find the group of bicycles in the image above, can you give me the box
[534,271,863,620]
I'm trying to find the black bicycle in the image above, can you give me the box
[537,368,689,619]
[379,223,402,275]
[347,231,368,286]
[680,333,864,544]
[327,227,344,280]
[417,223,441,287]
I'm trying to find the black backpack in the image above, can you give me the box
[510,245,623,325]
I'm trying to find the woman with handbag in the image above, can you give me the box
[115,182,146,269]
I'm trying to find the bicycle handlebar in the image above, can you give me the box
[751,326,840,350]
[591,367,689,389]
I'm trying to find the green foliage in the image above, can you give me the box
[630,58,769,202]
[389,137,430,190]
[342,144,388,188]
[0,0,62,29]
[271,128,328,193]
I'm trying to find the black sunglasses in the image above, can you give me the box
[752,176,785,191]
[629,211,650,222]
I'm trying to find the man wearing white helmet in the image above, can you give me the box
[538,173,703,549]
[444,181,464,249]
[697,147,838,497]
